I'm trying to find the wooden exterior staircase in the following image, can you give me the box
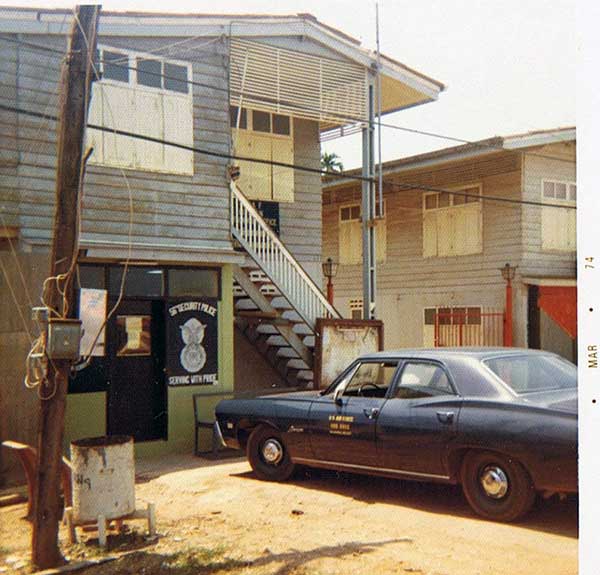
[230,182,341,388]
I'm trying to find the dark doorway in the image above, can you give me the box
[527,285,541,350]
[106,299,167,441]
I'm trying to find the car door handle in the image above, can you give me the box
[436,411,455,424]
[363,408,380,420]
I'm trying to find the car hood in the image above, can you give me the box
[522,388,578,413]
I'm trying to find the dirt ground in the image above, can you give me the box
[0,452,578,575]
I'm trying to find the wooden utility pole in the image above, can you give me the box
[32,5,100,569]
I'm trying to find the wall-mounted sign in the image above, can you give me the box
[166,299,218,386]
[252,200,280,236]
[78,288,107,357]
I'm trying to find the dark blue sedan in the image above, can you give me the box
[215,348,577,522]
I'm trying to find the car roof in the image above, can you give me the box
[359,347,552,362]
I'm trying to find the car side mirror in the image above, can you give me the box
[333,385,344,405]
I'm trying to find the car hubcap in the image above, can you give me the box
[262,438,284,465]
[480,465,509,499]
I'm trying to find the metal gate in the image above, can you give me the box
[433,308,504,347]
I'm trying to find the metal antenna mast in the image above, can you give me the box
[376,2,383,217]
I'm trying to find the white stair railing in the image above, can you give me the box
[231,182,340,330]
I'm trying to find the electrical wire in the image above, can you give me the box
[1,33,576,166]
[71,9,135,368]
[0,101,576,211]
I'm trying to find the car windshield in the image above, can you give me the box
[483,354,577,394]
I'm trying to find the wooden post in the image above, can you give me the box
[504,278,514,347]
[31,5,100,569]
[326,277,334,305]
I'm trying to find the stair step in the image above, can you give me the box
[271,297,293,310]
[287,358,310,370]
[292,323,312,336]
[302,335,315,348]
[235,298,259,311]
[297,370,314,381]
[255,324,280,335]
[281,310,302,323]
[276,347,300,359]
[265,335,289,347]
[236,310,278,320]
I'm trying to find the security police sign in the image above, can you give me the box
[166,299,218,386]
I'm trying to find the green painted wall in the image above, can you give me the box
[64,264,235,458]
[64,392,106,454]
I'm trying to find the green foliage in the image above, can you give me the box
[321,152,344,173]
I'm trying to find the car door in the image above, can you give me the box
[308,360,399,467]
[376,360,462,478]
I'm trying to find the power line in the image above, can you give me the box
[0,102,576,211]
[1,34,575,165]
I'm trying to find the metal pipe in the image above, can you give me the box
[376,2,383,218]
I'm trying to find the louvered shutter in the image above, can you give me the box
[134,89,164,170]
[271,138,294,203]
[163,95,194,175]
[375,219,386,263]
[230,39,367,126]
[423,211,437,257]
[102,84,136,168]
[87,83,104,163]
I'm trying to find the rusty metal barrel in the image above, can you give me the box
[70,435,135,523]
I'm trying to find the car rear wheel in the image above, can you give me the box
[247,425,295,482]
[460,450,536,522]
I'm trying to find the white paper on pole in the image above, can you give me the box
[78,288,107,357]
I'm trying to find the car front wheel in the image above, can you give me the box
[247,425,295,482]
[460,450,536,522]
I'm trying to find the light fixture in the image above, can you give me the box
[322,257,338,305]
[321,257,338,280]
[500,263,517,282]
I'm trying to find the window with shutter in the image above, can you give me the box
[338,203,386,265]
[422,186,482,257]
[231,107,295,203]
[87,46,193,175]
[540,180,576,251]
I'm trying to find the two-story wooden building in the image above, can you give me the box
[323,128,576,361]
[0,7,444,482]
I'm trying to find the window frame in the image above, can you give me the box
[423,305,483,327]
[230,106,294,140]
[422,183,483,258]
[349,298,363,320]
[338,201,386,265]
[541,179,577,204]
[327,359,401,399]
[540,179,577,252]
[422,184,482,212]
[391,359,458,399]
[98,45,193,97]
[77,263,222,301]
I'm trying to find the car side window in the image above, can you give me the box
[342,361,399,398]
[395,362,455,399]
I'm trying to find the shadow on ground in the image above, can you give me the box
[76,538,406,575]
[232,466,578,539]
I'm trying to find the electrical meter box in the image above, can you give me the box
[47,318,82,360]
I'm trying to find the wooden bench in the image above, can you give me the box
[1,440,72,520]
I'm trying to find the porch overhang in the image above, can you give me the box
[0,7,444,130]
